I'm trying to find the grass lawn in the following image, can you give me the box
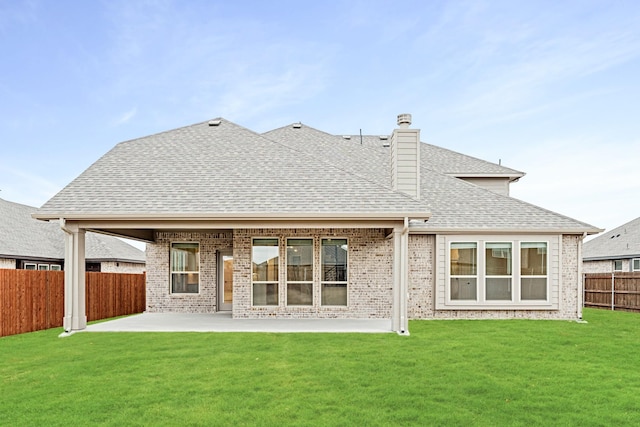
[2,308,639,426]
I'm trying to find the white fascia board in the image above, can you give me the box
[33,211,431,222]
[408,226,603,235]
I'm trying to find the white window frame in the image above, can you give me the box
[442,236,553,309]
[285,238,314,306]
[449,241,479,301]
[251,238,280,306]
[50,264,62,271]
[320,237,349,307]
[170,242,200,294]
[484,241,514,302]
[519,242,549,301]
[24,263,37,270]
[633,259,640,272]
[38,264,50,271]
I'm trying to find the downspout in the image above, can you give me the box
[399,217,409,335]
[59,218,73,334]
[577,232,586,320]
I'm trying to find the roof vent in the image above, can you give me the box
[397,113,412,128]
[379,135,388,140]
[292,122,302,129]
[208,119,221,126]
[343,135,351,140]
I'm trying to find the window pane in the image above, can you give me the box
[322,283,347,305]
[451,243,477,275]
[614,260,623,271]
[287,239,313,281]
[634,259,640,271]
[486,278,512,300]
[252,239,279,282]
[25,264,36,270]
[521,243,547,275]
[38,264,49,271]
[486,243,512,275]
[287,283,313,306]
[450,277,477,300]
[171,243,199,272]
[171,273,199,293]
[253,283,278,306]
[322,239,348,282]
[521,278,547,300]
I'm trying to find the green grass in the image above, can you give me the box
[2,308,640,426]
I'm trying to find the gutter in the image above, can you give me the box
[399,217,410,335]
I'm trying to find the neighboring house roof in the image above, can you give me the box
[34,118,599,234]
[0,198,145,263]
[583,217,640,261]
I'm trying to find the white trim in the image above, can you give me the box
[251,237,280,307]
[633,258,640,272]
[285,238,314,307]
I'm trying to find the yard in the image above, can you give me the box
[2,308,639,426]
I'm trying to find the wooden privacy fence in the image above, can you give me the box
[0,270,145,337]
[584,273,640,312]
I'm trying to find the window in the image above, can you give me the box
[38,264,50,271]
[50,265,62,271]
[613,260,623,271]
[286,239,313,306]
[24,263,37,270]
[521,242,547,300]
[447,239,549,306]
[485,242,512,300]
[450,242,478,300]
[252,238,279,306]
[171,242,199,293]
[321,238,348,306]
[634,259,640,272]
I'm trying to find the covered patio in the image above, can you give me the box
[82,312,393,333]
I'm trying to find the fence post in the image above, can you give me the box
[611,272,615,311]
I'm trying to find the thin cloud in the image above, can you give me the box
[113,107,138,126]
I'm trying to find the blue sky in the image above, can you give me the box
[1,0,639,235]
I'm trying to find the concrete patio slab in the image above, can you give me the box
[83,312,393,333]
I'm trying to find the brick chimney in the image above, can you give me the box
[390,113,420,199]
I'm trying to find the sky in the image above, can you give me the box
[1,0,639,239]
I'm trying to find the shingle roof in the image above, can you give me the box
[36,119,431,218]
[583,217,640,260]
[0,198,145,263]
[35,117,598,233]
[264,123,597,233]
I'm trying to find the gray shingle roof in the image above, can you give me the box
[583,217,640,260]
[35,118,598,233]
[0,198,145,262]
[37,120,430,218]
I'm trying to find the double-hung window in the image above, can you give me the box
[171,242,199,293]
[614,260,623,271]
[321,238,348,306]
[286,239,313,306]
[252,238,279,305]
[450,242,478,300]
[485,243,512,300]
[633,259,640,272]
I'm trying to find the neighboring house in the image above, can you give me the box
[583,217,640,273]
[34,114,600,334]
[1,197,145,273]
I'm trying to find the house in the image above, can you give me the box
[583,217,640,273]
[1,197,145,273]
[33,114,600,334]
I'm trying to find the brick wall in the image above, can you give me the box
[0,258,17,269]
[146,231,233,313]
[100,261,146,274]
[583,259,630,274]
[408,234,584,320]
[232,228,392,319]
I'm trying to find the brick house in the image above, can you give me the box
[583,217,640,273]
[34,114,600,334]
[1,197,145,273]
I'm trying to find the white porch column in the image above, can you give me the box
[61,220,87,332]
[391,221,409,335]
